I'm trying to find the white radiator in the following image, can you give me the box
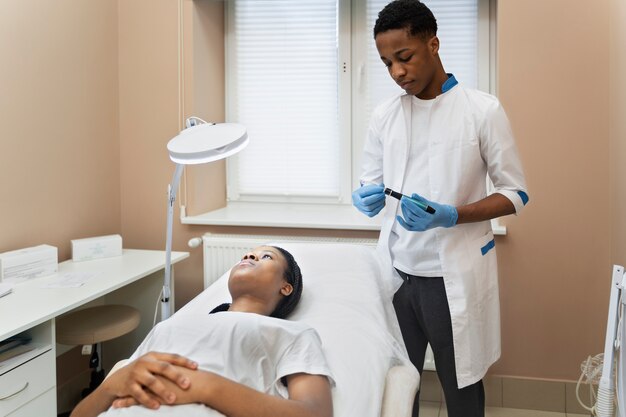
[201,233,377,289]
[200,232,435,371]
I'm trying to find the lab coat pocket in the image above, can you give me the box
[432,135,478,152]
[469,231,497,301]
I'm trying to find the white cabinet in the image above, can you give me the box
[0,350,55,417]
[0,322,55,417]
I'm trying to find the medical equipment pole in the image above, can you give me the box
[597,265,624,417]
[618,270,625,417]
[161,163,184,321]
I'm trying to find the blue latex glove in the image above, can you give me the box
[352,183,385,217]
[397,193,458,231]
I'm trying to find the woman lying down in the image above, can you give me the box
[71,246,334,417]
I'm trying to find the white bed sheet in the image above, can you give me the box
[170,242,412,417]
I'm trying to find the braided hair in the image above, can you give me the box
[209,246,303,319]
[373,0,437,40]
[269,246,303,319]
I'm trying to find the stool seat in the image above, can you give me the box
[56,305,141,345]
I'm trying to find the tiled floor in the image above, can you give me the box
[419,401,590,417]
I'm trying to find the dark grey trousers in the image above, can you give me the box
[393,270,485,417]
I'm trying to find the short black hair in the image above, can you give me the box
[209,246,303,319]
[373,0,437,40]
[269,246,303,319]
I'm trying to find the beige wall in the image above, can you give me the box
[610,0,626,263]
[0,0,120,260]
[118,0,225,304]
[493,0,612,379]
[118,0,180,255]
[2,0,622,383]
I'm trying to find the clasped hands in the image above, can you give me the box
[352,184,457,230]
[102,352,202,410]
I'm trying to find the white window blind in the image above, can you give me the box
[226,1,341,200]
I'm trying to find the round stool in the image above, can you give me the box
[56,305,140,397]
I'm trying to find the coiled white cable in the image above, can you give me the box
[577,354,602,414]
[596,384,615,417]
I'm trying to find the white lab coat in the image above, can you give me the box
[361,84,528,388]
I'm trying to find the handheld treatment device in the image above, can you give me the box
[384,188,436,214]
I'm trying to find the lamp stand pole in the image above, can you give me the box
[162,163,184,321]
[597,265,625,417]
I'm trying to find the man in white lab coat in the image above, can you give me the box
[352,1,528,416]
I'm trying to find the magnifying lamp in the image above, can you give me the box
[161,117,248,320]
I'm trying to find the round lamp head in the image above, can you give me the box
[167,122,248,165]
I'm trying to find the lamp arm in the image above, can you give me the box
[162,163,184,321]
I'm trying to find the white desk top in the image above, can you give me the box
[0,249,189,341]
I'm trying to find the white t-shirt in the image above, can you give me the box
[390,95,443,277]
[99,311,333,417]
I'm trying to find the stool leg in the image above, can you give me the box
[88,344,99,369]
[81,344,105,398]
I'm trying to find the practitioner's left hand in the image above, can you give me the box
[397,193,458,231]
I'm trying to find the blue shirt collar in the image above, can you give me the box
[441,73,458,93]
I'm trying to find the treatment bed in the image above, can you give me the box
[108,242,419,417]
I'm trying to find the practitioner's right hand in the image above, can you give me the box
[352,183,385,217]
[103,352,198,410]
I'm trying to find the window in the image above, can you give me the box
[210,0,496,229]
[225,1,345,204]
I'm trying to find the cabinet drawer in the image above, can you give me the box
[0,350,54,416]
[7,388,55,417]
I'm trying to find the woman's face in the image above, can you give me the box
[228,246,293,307]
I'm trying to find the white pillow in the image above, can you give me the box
[174,242,410,417]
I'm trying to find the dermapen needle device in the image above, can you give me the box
[384,187,436,214]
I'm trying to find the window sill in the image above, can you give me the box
[181,202,507,235]
[181,202,382,230]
